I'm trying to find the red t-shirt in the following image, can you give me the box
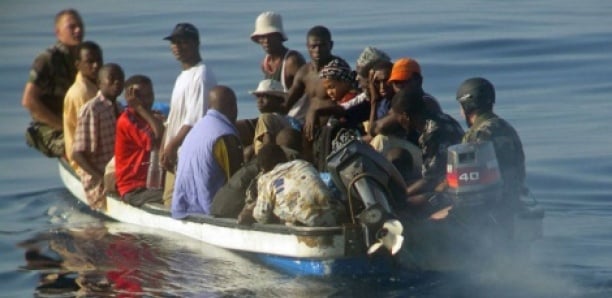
[115,108,153,197]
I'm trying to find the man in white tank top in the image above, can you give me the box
[250,11,305,92]
[235,12,305,148]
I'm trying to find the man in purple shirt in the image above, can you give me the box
[171,86,243,218]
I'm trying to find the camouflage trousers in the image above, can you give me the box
[25,121,64,158]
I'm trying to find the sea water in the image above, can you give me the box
[1,0,612,297]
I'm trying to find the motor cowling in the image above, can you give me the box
[326,140,406,255]
[446,141,503,207]
[445,141,545,249]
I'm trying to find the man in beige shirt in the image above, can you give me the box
[63,41,103,170]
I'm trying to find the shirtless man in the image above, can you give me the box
[284,26,348,141]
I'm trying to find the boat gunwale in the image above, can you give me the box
[59,158,345,237]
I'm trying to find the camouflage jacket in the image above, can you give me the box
[253,159,339,227]
[28,42,78,119]
[463,111,526,199]
[419,112,464,185]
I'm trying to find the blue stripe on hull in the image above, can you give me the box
[254,254,399,277]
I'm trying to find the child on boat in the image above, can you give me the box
[72,63,124,210]
[309,58,365,170]
[114,75,165,207]
[319,58,358,106]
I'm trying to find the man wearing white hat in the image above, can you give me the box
[235,12,304,153]
[247,79,291,159]
[251,11,305,91]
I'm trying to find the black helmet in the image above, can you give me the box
[456,77,495,114]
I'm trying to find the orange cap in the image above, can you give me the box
[388,58,421,82]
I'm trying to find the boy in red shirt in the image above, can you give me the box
[114,75,165,207]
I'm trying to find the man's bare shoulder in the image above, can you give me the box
[286,50,306,65]
[294,61,313,81]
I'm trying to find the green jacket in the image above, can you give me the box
[28,42,78,119]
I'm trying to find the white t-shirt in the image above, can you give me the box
[164,62,217,147]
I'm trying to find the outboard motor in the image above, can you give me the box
[445,141,503,208]
[327,140,406,255]
[445,141,544,243]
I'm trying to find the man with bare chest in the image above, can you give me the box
[284,26,351,164]
[285,26,348,135]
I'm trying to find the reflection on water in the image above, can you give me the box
[17,222,347,297]
[19,225,171,297]
[17,222,593,297]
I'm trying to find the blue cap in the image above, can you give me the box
[164,23,199,42]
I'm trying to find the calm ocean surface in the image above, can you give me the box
[1,0,611,297]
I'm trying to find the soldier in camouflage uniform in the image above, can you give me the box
[456,77,526,205]
[21,9,84,157]
[388,88,464,209]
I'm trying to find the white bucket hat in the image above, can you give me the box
[250,11,288,43]
[249,79,287,98]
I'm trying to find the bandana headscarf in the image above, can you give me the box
[319,58,355,83]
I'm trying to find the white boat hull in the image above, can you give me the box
[58,159,543,276]
[58,160,389,276]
